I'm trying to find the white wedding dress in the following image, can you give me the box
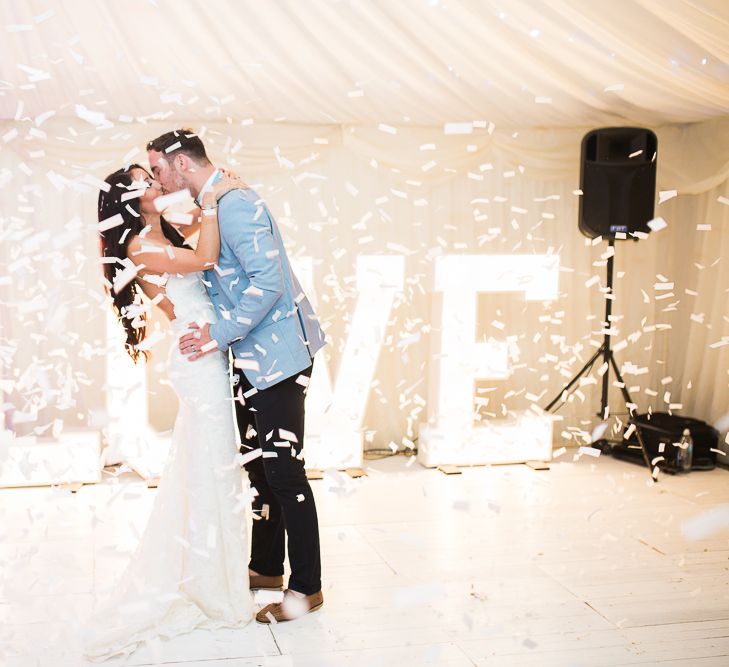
[83,273,252,662]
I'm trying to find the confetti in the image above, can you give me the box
[165,211,194,225]
[239,448,263,466]
[647,216,668,232]
[279,428,299,443]
[682,506,729,541]
[234,359,260,371]
[153,188,191,213]
[98,213,125,232]
[578,446,601,458]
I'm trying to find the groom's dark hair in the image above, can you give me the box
[146,128,211,165]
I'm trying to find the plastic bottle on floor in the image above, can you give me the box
[677,428,693,473]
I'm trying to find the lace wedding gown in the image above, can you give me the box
[83,274,252,662]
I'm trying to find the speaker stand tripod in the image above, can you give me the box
[544,239,656,480]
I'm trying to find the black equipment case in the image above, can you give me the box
[612,412,719,473]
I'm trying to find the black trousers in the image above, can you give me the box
[233,364,321,595]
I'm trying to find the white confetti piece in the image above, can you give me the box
[590,422,609,442]
[84,174,111,192]
[165,211,194,225]
[98,213,125,232]
[682,505,729,541]
[121,189,144,202]
[279,428,299,443]
[136,330,165,351]
[578,446,601,458]
[34,9,55,23]
[604,83,624,92]
[658,189,677,203]
[234,358,260,371]
[244,285,264,297]
[75,103,111,128]
[154,188,191,212]
[238,448,263,466]
[200,340,218,353]
[647,216,668,232]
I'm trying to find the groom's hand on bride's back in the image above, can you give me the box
[179,322,217,361]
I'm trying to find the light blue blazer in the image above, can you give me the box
[205,186,326,389]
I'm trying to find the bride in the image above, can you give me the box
[83,164,252,661]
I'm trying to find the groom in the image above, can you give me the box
[146,129,326,623]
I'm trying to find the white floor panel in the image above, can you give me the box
[1,455,728,666]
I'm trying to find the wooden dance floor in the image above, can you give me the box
[2,454,729,666]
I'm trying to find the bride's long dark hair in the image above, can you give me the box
[98,164,188,362]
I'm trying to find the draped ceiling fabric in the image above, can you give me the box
[1,1,728,455]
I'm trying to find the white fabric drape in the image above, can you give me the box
[1,1,728,127]
[1,116,728,453]
[1,0,728,456]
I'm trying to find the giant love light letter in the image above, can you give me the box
[293,255,404,470]
[103,254,558,472]
[418,254,558,467]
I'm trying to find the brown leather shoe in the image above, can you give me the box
[249,573,284,591]
[255,589,323,624]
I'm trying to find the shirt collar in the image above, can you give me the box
[195,169,220,206]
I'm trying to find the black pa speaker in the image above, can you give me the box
[579,127,657,240]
